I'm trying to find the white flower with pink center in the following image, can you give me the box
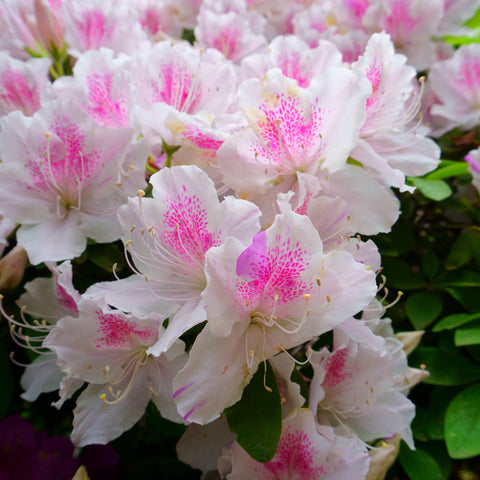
[362,0,444,70]
[194,0,267,62]
[52,49,132,129]
[240,35,343,87]
[429,44,480,133]
[0,100,147,264]
[91,164,261,356]
[172,212,377,424]
[61,0,149,56]
[309,318,415,448]
[350,32,440,190]
[130,41,238,148]
[0,53,50,117]
[227,408,370,480]
[217,67,371,197]
[44,298,187,446]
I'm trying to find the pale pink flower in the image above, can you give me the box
[240,35,343,86]
[362,0,444,70]
[61,0,149,56]
[309,318,415,448]
[194,0,268,62]
[227,408,370,480]
[0,53,50,117]
[52,48,133,129]
[44,298,187,446]
[429,44,480,133]
[130,41,238,149]
[172,212,377,424]
[91,164,261,356]
[465,148,480,193]
[0,100,147,264]
[217,67,371,198]
[351,32,440,190]
[438,0,480,36]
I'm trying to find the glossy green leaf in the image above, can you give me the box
[413,388,457,441]
[455,321,480,346]
[440,270,480,288]
[445,383,480,459]
[445,230,480,270]
[410,178,452,201]
[433,313,480,332]
[405,291,443,329]
[422,249,440,280]
[399,442,444,480]
[425,162,469,180]
[409,347,480,385]
[225,361,282,463]
[445,287,480,312]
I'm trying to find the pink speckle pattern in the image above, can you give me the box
[252,93,323,172]
[26,116,101,197]
[182,124,224,151]
[86,73,128,127]
[236,234,313,310]
[322,348,352,389]
[365,62,383,111]
[295,192,313,216]
[384,0,421,40]
[95,311,156,348]
[277,52,310,88]
[0,69,40,116]
[257,427,326,480]
[55,284,79,314]
[161,188,221,266]
[156,62,199,112]
[77,9,113,51]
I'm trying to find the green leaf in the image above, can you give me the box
[410,177,453,201]
[433,313,480,332]
[413,388,457,441]
[445,287,480,312]
[439,270,480,287]
[425,162,469,180]
[381,258,427,290]
[399,442,444,480]
[225,361,282,463]
[0,342,13,417]
[445,383,480,459]
[405,291,443,329]
[87,242,126,272]
[409,347,480,385]
[455,320,480,346]
[445,230,480,270]
[422,249,440,280]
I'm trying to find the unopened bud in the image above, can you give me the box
[0,246,27,291]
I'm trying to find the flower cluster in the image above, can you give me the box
[1,0,475,478]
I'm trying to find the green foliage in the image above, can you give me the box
[399,442,444,480]
[225,361,282,463]
[445,383,480,459]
